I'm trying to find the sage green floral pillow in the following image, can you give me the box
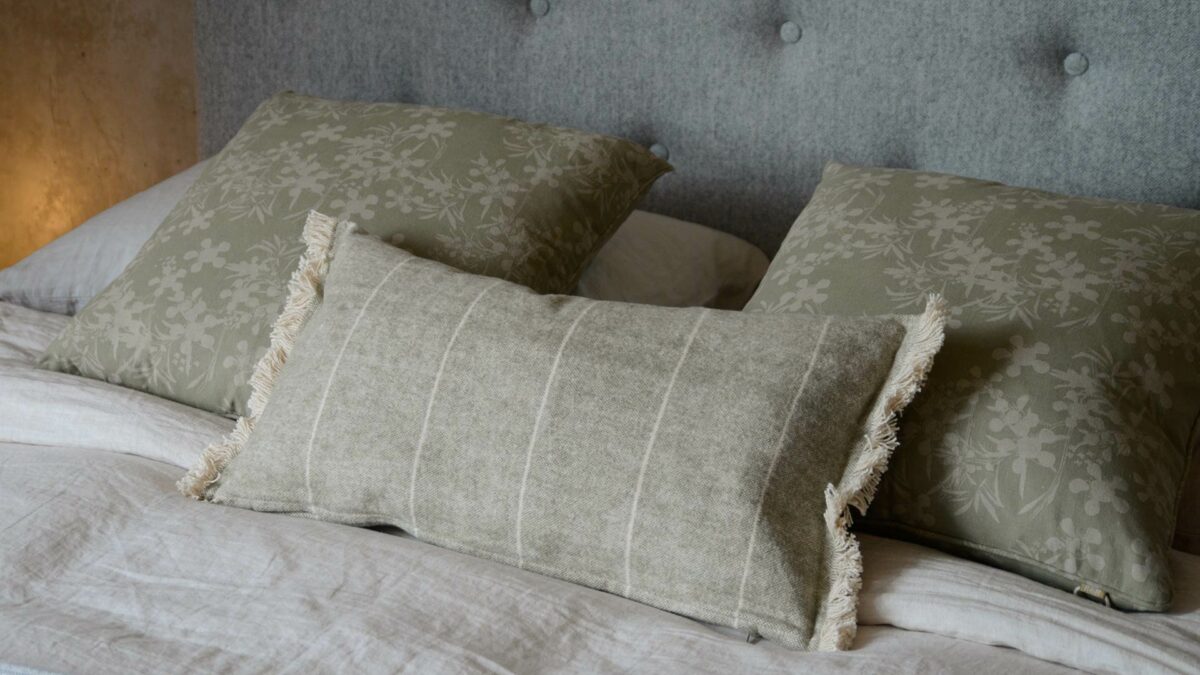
[39,92,670,416]
[747,161,1200,611]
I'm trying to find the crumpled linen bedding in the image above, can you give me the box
[1,301,1197,674]
[0,302,231,468]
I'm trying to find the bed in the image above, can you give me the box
[2,299,1197,672]
[3,1,1200,673]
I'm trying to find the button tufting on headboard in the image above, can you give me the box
[648,143,670,161]
[529,0,549,19]
[1063,52,1089,76]
[779,21,802,44]
[194,1,1200,254]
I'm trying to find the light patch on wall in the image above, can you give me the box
[0,0,197,269]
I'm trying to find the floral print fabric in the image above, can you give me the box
[39,93,669,417]
[747,162,1200,610]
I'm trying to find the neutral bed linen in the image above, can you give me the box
[1,301,1198,674]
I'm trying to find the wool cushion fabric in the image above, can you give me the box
[180,216,946,651]
[746,161,1200,610]
[39,92,670,416]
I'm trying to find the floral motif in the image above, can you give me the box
[747,162,1200,609]
[40,93,669,416]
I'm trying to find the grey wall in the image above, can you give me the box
[196,0,1200,253]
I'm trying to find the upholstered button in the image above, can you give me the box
[649,143,670,161]
[1064,52,1089,76]
[779,21,802,44]
[529,0,549,18]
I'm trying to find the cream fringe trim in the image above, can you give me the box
[178,231,943,649]
[178,211,341,499]
[814,294,948,651]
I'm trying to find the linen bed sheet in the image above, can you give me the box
[1,301,1197,674]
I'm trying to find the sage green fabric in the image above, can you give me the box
[39,92,669,416]
[204,226,937,650]
[747,161,1200,610]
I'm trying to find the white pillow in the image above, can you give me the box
[0,160,211,314]
[0,160,767,314]
[575,210,768,309]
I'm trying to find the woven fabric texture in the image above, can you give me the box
[748,162,1200,610]
[195,1,1200,254]
[195,222,945,650]
[40,93,667,416]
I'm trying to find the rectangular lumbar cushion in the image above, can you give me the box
[180,216,945,650]
[39,92,669,416]
[746,161,1200,610]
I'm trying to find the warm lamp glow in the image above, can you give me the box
[0,0,197,270]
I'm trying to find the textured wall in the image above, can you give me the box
[197,0,1200,254]
[0,0,197,269]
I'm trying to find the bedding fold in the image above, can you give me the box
[0,443,1072,674]
[859,537,1200,674]
[3,443,1197,673]
[0,302,232,469]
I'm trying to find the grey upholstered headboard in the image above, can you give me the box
[194,0,1200,254]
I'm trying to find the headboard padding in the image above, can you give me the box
[196,0,1200,253]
